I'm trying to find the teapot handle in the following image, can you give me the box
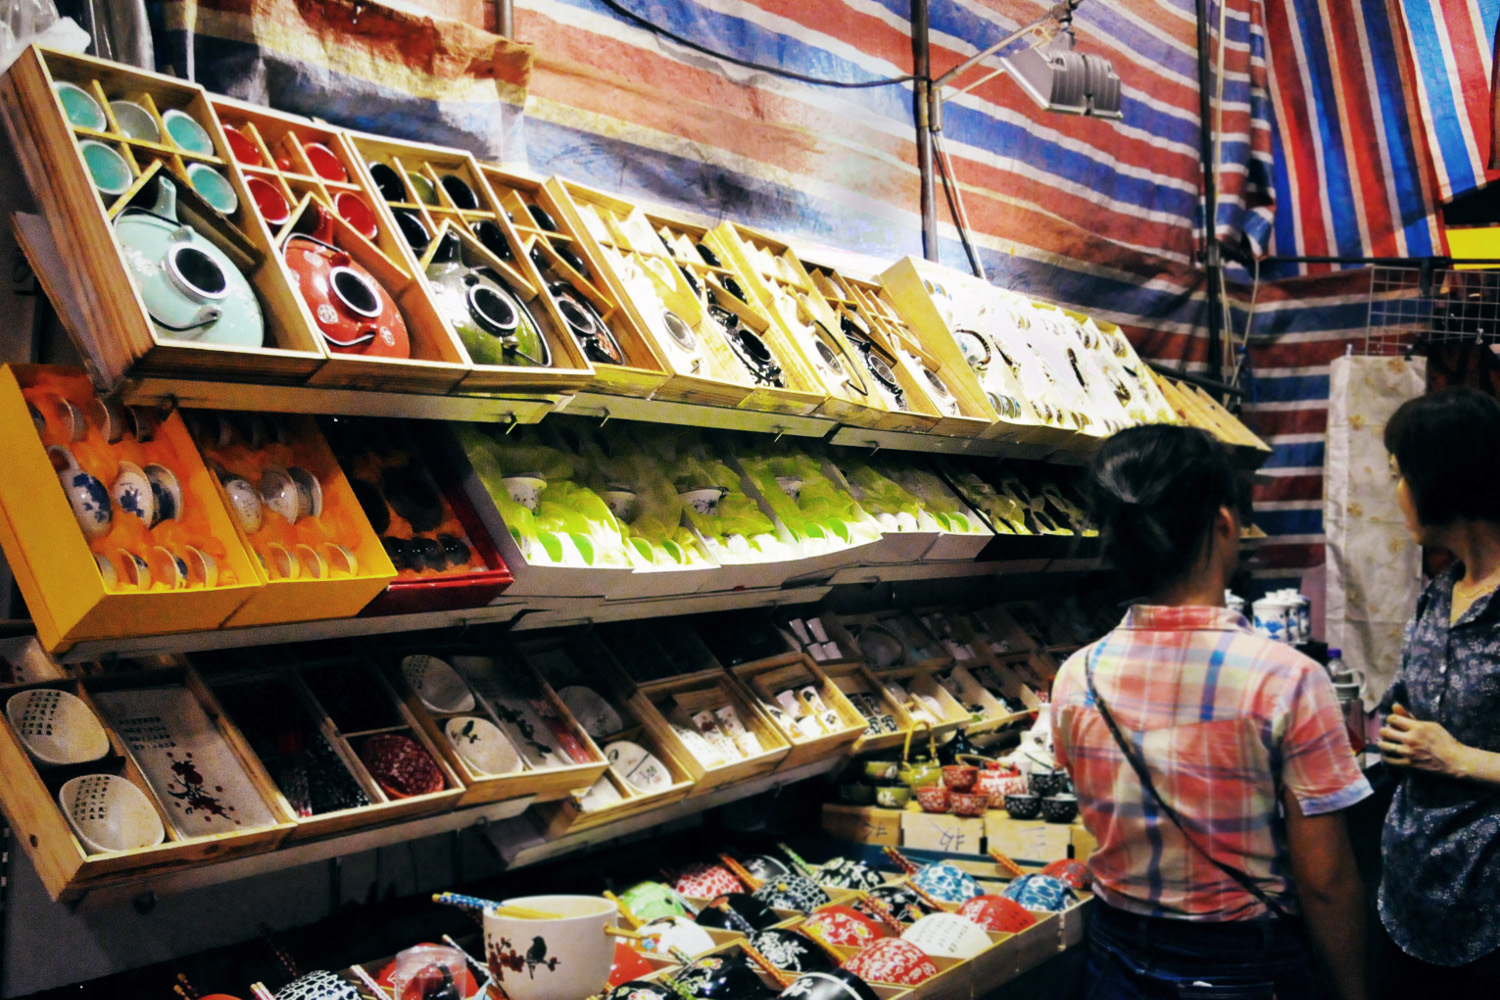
[902,719,932,763]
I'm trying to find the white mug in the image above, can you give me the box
[483,896,617,1000]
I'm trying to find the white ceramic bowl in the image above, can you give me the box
[444,715,521,775]
[58,773,165,854]
[484,896,617,1000]
[604,739,672,790]
[558,685,623,739]
[901,912,992,959]
[402,654,476,714]
[6,688,110,766]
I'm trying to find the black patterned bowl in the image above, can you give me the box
[1028,769,1066,797]
[696,892,780,932]
[1041,794,1078,824]
[1004,793,1042,820]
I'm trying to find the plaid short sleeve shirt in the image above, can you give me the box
[1051,605,1371,921]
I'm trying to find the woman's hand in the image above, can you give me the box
[1378,703,1469,776]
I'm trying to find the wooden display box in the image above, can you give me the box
[385,642,608,808]
[820,661,916,754]
[347,135,597,396]
[879,256,1073,447]
[0,47,327,386]
[707,221,891,428]
[625,667,791,794]
[208,653,464,842]
[206,97,474,394]
[820,803,905,846]
[478,165,672,399]
[0,366,263,651]
[0,668,292,900]
[594,618,729,689]
[518,633,695,833]
[983,815,1076,863]
[900,811,986,855]
[188,411,397,627]
[729,652,866,771]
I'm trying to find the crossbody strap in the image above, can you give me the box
[1084,645,1292,921]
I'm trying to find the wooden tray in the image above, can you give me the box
[0,668,291,900]
[728,652,867,771]
[820,660,918,754]
[479,165,671,399]
[346,134,596,395]
[0,47,327,386]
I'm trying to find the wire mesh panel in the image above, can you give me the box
[1365,266,1500,356]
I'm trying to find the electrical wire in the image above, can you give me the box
[594,0,921,89]
[933,132,987,279]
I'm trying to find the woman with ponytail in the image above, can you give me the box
[1050,425,1370,1000]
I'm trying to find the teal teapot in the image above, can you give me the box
[425,232,551,367]
[114,177,264,347]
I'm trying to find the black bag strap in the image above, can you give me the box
[1084,645,1293,920]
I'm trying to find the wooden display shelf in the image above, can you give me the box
[728,652,868,771]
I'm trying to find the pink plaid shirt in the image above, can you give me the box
[1051,605,1371,921]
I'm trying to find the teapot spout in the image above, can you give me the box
[149,177,179,221]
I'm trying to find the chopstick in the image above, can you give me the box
[432,892,564,920]
[350,964,391,999]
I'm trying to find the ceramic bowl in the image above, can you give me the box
[58,773,165,854]
[838,783,875,805]
[742,854,792,882]
[186,163,239,215]
[814,857,884,891]
[367,162,406,201]
[802,905,889,948]
[672,953,773,1000]
[1040,793,1078,824]
[1004,793,1042,820]
[1040,859,1091,890]
[957,895,1036,934]
[445,715,522,775]
[303,142,348,182]
[335,191,379,240]
[915,785,950,813]
[641,916,717,958]
[941,764,978,792]
[950,791,989,817]
[219,472,263,533]
[679,486,728,517]
[841,939,938,986]
[606,981,679,1000]
[902,913,991,960]
[910,861,981,903]
[247,176,292,227]
[358,733,444,798]
[402,654,476,714]
[485,895,617,1000]
[78,140,133,196]
[53,80,107,129]
[286,466,324,519]
[621,880,689,923]
[1028,768,1067,797]
[144,463,182,526]
[696,892,778,932]
[601,488,638,523]
[776,969,879,1000]
[6,688,110,766]
[674,861,744,899]
[1001,874,1077,912]
[558,685,623,739]
[222,124,263,165]
[503,475,548,512]
[874,785,910,809]
[259,466,301,523]
[440,173,480,210]
[753,874,831,913]
[862,760,897,782]
[274,971,359,1000]
[856,885,924,924]
[751,929,836,973]
[407,171,439,206]
[48,447,111,540]
[160,108,214,154]
[111,460,155,526]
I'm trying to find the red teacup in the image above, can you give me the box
[246,176,290,227]
[950,791,989,817]
[1040,859,1091,890]
[916,785,951,813]
[335,191,380,241]
[957,894,1036,934]
[942,764,978,792]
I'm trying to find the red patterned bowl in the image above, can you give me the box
[976,765,1028,806]
[957,895,1036,934]
[674,862,745,899]
[842,938,938,986]
[1040,859,1092,890]
[359,733,444,798]
[803,904,890,948]
[941,764,978,792]
[916,785,951,814]
[950,792,989,817]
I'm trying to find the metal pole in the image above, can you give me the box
[1194,0,1223,382]
[912,0,939,261]
[497,0,515,39]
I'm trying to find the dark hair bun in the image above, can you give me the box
[1088,425,1242,594]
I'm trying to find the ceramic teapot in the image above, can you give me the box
[284,228,410,358]
[708,303,783,387]
[898,722,941,789]
[548,280,623,365]
[426,234,551,367]
[114,177,264,346]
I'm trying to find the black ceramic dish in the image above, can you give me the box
[742,854,792,882]
[440,173,480,210]
[392,208,431,253]
[1004,792,1042,820]
[856,884,924,923]
[606,982,680,1000]
[753,875,830,913]
[368,162,407,202]
[527,204,559,232]
[1041,793,1078,824]
[696,892,779,932]
[776,970,879,1000]
[749,929,837,973]
[470,220,513,260]
[1028,769,1067,797]
[672,954,775,1000]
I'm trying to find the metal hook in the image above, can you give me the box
[599,407,611,428]
[772,425,787,443]
[503,413,519,435]
[866,439,881,457]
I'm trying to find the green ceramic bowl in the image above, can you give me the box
[53,81,106,130]
[78,140,133,196]
[186,163,239,215]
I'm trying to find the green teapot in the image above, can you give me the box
[425,231,551,367]
[898,721,942,789]
[114,176,264,347]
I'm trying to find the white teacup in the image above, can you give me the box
[111,461,155,526]
[483,895,617,1000]
[49,447,112,540]
[184,546,217,587]
[503,474,547,512]
[259,466,300,524]
[219,472,262,533]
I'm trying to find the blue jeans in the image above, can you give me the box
[1085,902,1330,1000]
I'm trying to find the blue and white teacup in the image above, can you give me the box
[49,447,111,540]
[111,461,156,526]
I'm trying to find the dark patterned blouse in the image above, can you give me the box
[1379,564,1500,966]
